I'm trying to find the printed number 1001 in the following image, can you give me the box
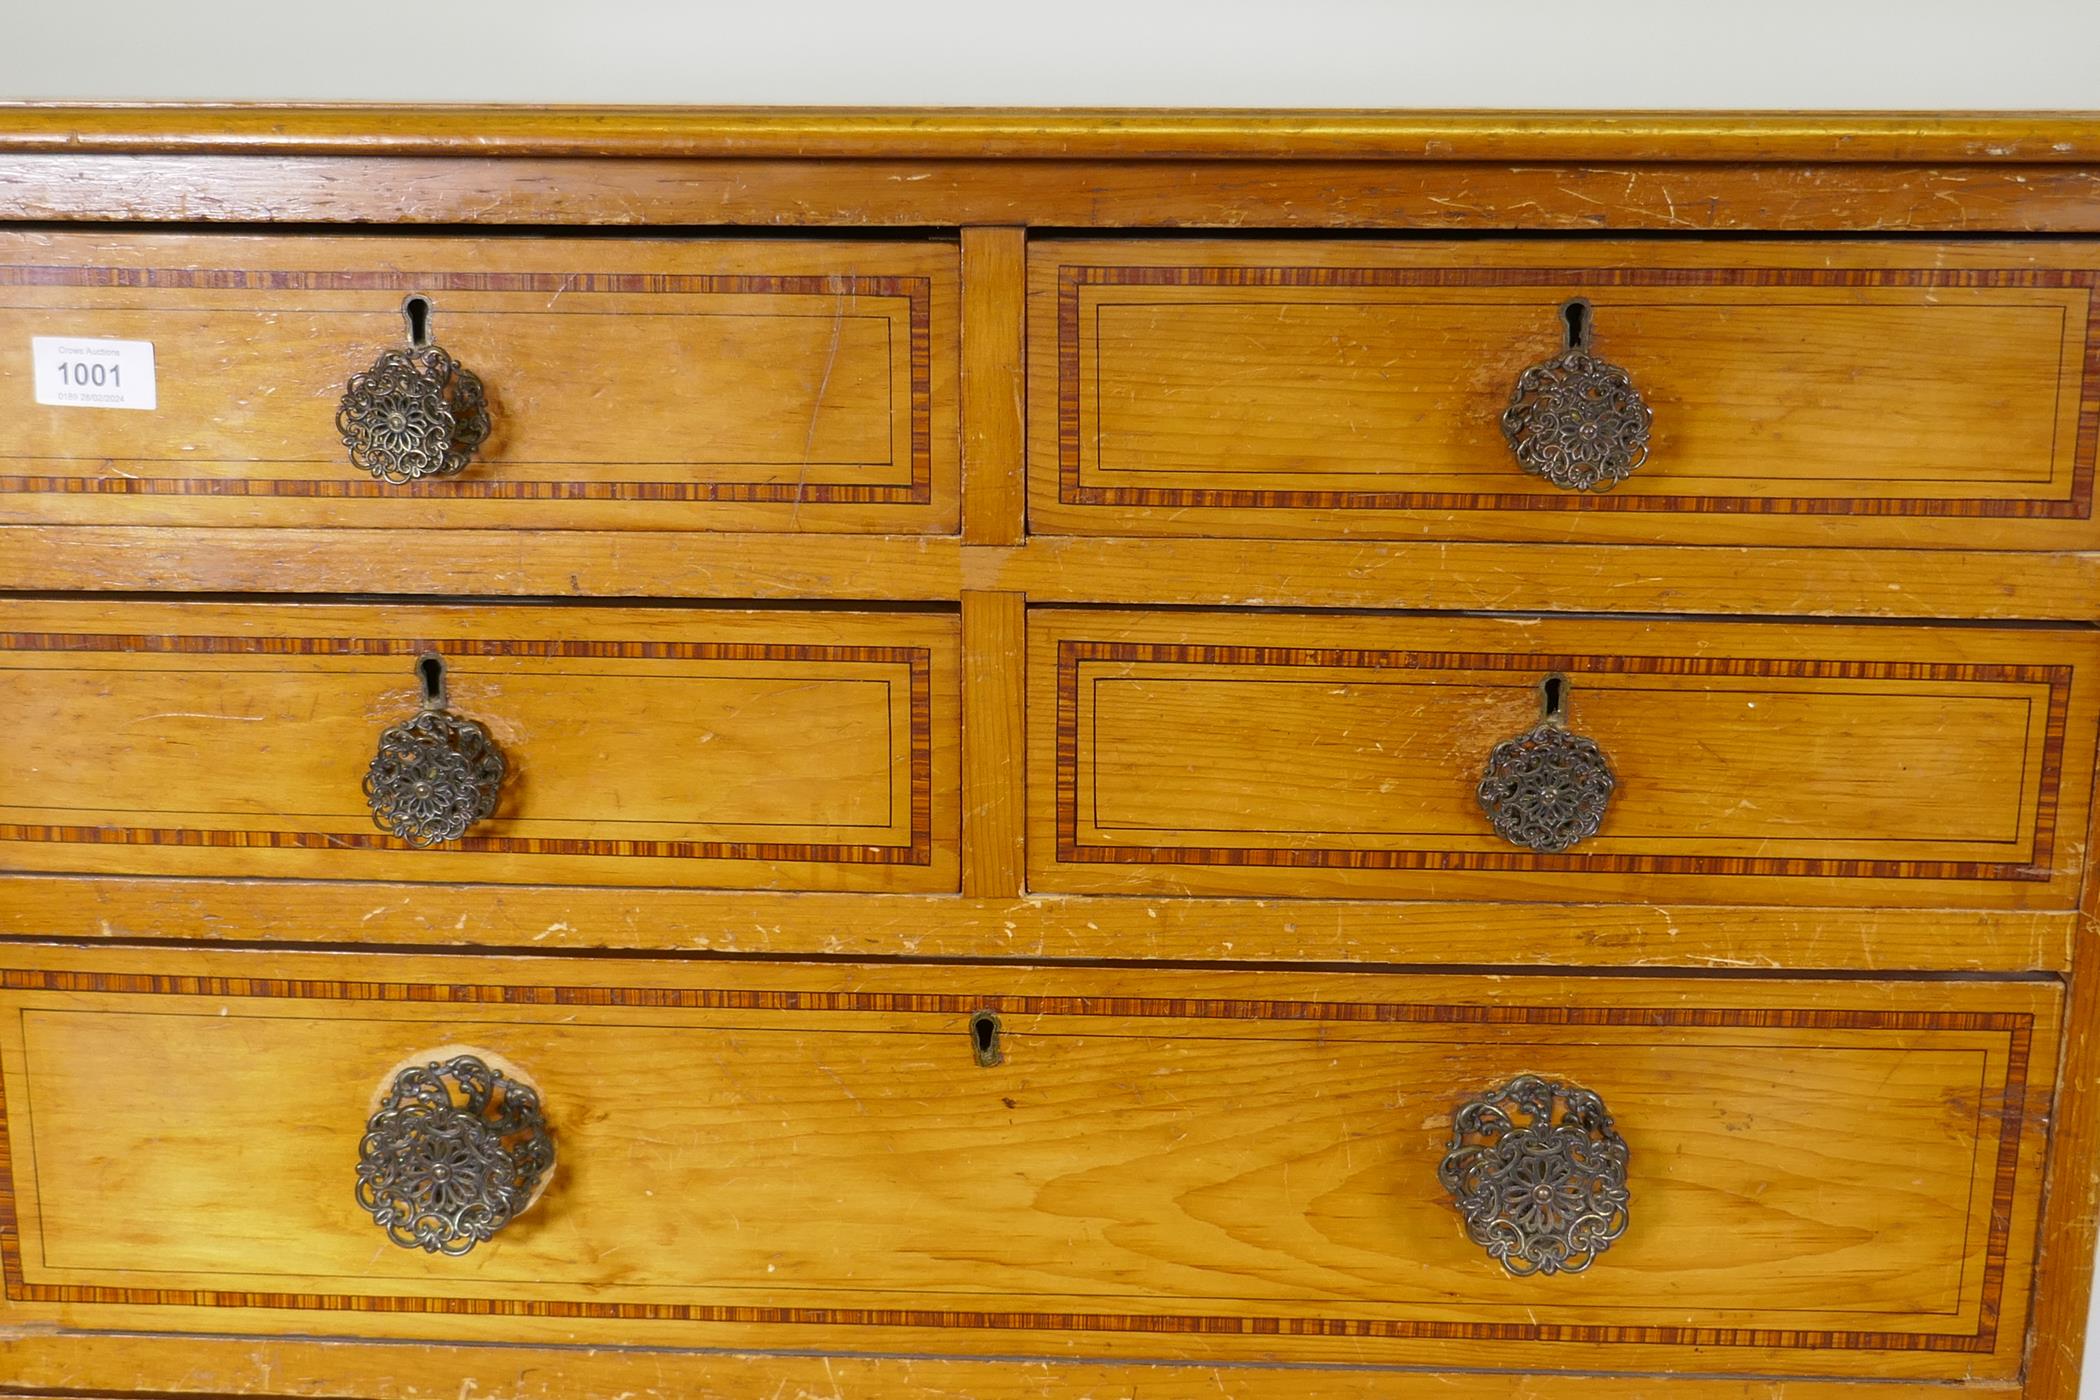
[56,360,121,388]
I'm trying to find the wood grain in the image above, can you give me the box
[1030,608,2100,908]
[0,878,2070,971]
[7,157,2099,233]
[2016,761,2100,1398]
[5,106,2099,163]
[2026,929,2100,1398]
[0,1331,2017,1400]
[961,590,1026,897]
[961,226,1026,545]
[0,945,2058,1381]
[1,525,971,598]
[1030,239,2100,547]
[0,599,961,891]
[5,527,2098,621]
[968,537,2100,619]
[0,230,961,532]
[0,106,2095,1397]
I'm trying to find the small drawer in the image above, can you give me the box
[0,946,2054,1380]
[1028,608,2100,907]
[0,600,959,891]
[1029,238,2100,546]
[0,231,958,532]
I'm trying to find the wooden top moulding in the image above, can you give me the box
[1,105,2098,162]
[4,105,2099,230]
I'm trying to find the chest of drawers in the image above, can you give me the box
[0,107,2097,1400]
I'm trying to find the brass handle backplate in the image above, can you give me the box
[336,295,492,483]
[354,1052,554,1256]
[1476,673,1615,854]
[363,654,506,846]
[1500,298,1653,492]
[1437,1074,1631,1277]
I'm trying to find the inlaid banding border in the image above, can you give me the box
[0,631,936,866]
[0,265,937,505]
[0,967,2036,1355]
[1054,640,2073,882]
[1055,264,2100,518]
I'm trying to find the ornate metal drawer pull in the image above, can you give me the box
[336,294,492,483]
[1501,298,1653,492]
[363,654,506,846]
[1476,673,1615,854]
[354,1053,554,1256]
[1438,1074,1631,1277]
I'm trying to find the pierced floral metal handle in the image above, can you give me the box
[336,295,492,483]
[1437,1074,1631,1277]
[1476,673,1615,854]
[363,654,506,846]
[354,1053,554,1256]
[1501,298,1653,492]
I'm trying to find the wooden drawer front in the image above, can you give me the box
[0,949,2054,1381]
[0,232,957,532]
[0,601,959,891]
[1029,239,2100,546]
[1029,609,2098,907]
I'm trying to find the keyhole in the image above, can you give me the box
[969,1010,1003,1067]
[1540,672,1568,723]
[417,653,447,707]
[402,295,433,348]
[1560,298,1592,352]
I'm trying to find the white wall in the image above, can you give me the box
[1,0,2097,107]
[4,0,2098,1392]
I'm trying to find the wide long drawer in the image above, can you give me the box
[0,231,959,532]
[0,600,960,891]
[1029,238,2100,547]
[0,946,2057,1380]
[1027,608,2100,907]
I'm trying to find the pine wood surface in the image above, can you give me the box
[0,108,2097,1397]
[5,530,2098,619]
[1029,609,2100,909]
[0,231,960,533]
[0,880,2072,971]
[9,156,2100,234]
[3,106,2097,162]
[1030,238,2100,547]
[961,590,1027,897]
[970,539,2100,618]
[2012,769,2100,1398]
[0,943,2060,1381]
[0,599,962,891]
[11,155,2100,235]
[2025,924,2100,1398]
[0,1333,2019,1400]
[960,227,1027,546]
